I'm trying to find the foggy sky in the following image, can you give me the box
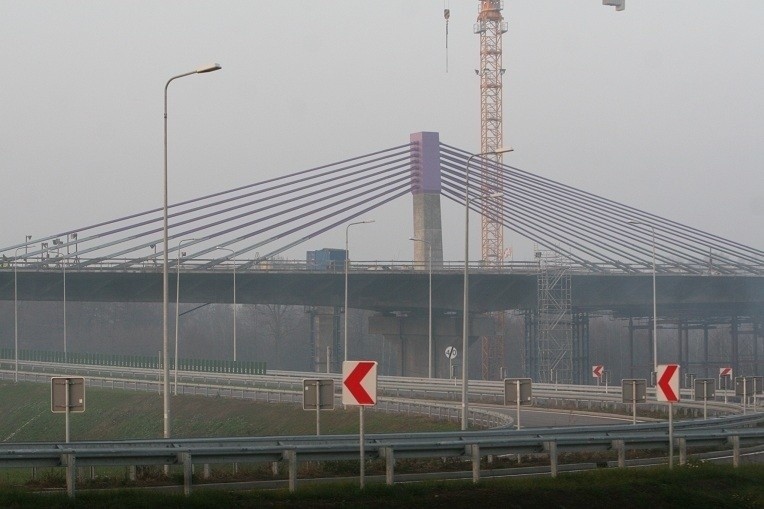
[1,1,762,262]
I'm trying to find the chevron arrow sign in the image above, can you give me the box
[342,361,377,406]
[656,364,680,402]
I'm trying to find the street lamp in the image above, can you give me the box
[163,63,221,439]
[627,220,658,374]
[344,220,375,364]
[409,237,433,378]
[52,239,68,362]
[462,147,513,430]
[57,252,67,362]
[216,247,237,363]
[13,247,26,383]
[174,238,197,395]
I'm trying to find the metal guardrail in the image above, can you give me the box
[0,418,762,497]
[3,256,761,276]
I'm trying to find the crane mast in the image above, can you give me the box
[468,1,623,379]
[475,1,508,266]
[475,1,508,379]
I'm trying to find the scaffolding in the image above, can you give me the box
[536,251,573,383]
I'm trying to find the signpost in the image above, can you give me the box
[693,378,715,420]
[754,376,763,410]
[445,346,457,380]
[592,364,603,382]
[303,378,335,435]
[656,364,680,469]
[622,379,646,425]
[656,364,680,403]
[735,376,762,413]
[503,378,532,430]
[719,367,732,403]
[342,361,377,489]
[51,377,85,443]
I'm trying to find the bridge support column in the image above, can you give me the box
[572,312,590,385]
[410,131,444,269]
[678,319,692,371]
[648,319,655,379]
[731,316,740,378]
[369,313,494,378]
[755,319,762,375]
[523,310,537,380]
[308,307,342,373]
[677,320,684,369]
[628,317,635,378]
[703,323,710,378]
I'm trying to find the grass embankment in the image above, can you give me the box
[0,382,761,508]
[0,463,760,508]
[0,381,457,441]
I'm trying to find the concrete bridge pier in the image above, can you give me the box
[307,307,342,373]
[368,313,494,378]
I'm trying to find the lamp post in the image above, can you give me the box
[344,220,374,363]
[628,220,658,374]
[52,240,67,362]
[462,147,512,430]
[163,63,221,439]
[58,252,67,362]
[216,247,237,362]
[174,238,197,395]
[410,237,433,378]
[13,247,25,383]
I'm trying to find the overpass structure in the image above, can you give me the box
[1,132,762,383]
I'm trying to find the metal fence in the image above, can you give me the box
[0,349,266,375]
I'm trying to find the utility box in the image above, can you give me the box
[307,248,347,271]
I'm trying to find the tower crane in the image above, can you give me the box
[468,1,624,379]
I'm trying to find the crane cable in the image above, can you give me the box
[443,1,450,72]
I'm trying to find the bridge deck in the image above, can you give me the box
[1,268,762,317]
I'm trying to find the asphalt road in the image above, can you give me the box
[476,403,638,428]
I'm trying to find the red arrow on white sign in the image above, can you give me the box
[656,364,680,402]
[342,361,377,406]
[592,365,604,379]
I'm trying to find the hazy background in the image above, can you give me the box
[1,1,762,262]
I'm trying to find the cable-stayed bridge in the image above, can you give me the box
[1,132,762,383]
[2,137,762,275]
